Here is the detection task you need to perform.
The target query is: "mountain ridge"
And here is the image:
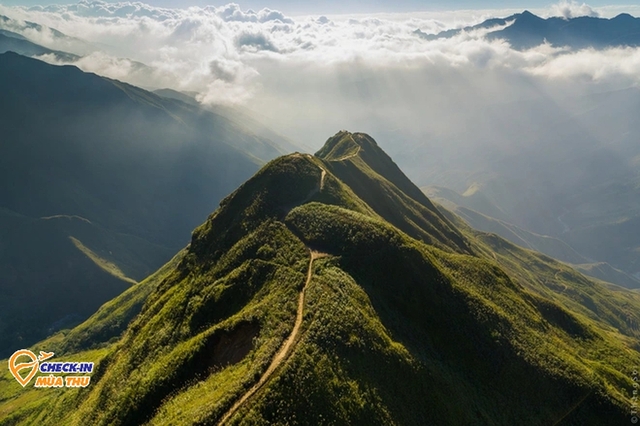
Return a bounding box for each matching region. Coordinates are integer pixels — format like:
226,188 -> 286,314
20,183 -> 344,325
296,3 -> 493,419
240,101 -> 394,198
425,180 -> 640,289
0,51 -> 293,357
415,10 -> 640,50
0,14 -> 94,55
316,131 -> 471,254
1,131 -> 638,425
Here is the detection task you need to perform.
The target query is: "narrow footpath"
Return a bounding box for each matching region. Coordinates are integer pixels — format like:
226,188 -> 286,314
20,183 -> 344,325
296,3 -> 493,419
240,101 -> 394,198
218,160 -> 327,425
217,250 -> 324,425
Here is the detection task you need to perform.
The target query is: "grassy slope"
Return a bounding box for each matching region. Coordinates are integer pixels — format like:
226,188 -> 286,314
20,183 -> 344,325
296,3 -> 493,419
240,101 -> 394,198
0,249 -> 185,424
317,132 -> 471,255
1,132 -> 639,425
0,210 -> 174,358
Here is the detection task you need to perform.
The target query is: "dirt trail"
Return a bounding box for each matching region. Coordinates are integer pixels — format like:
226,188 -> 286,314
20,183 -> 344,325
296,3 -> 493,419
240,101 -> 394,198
218,164 -> 327,425
332,138 -> 361,162
217,250 -> 325,425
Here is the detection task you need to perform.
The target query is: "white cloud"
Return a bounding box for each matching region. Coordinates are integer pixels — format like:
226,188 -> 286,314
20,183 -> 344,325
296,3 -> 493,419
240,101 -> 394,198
547,1 -> 600,19
1,1 -> 640,108
527,47 -> 640,82
214,3 -> 293,24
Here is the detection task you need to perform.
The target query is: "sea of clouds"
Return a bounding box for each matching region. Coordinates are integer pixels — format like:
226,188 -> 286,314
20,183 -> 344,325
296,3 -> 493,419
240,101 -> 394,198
1,1 -> 639,105
2,1 -> 640,148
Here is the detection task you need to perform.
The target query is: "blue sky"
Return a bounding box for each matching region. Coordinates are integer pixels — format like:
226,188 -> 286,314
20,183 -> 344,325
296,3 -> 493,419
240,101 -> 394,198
2,0 -> 639,15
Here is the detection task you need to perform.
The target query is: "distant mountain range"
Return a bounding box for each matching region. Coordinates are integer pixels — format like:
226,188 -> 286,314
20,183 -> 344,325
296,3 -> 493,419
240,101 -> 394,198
2,131 -> 638,424
0,29 -> 79,61
0,14 -> 95,55
425,185 -> 640,289
380,84 -> 640,290
0,51 -> 295,357
0,14 -> 169,89
416,10 -> 640,49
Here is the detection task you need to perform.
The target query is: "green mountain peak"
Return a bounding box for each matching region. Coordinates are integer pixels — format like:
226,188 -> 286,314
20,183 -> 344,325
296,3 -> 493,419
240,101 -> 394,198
2,131 -> 638,425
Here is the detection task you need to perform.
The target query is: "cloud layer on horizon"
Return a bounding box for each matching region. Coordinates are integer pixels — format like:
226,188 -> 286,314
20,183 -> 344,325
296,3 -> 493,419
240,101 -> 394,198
1,1 -> 640,106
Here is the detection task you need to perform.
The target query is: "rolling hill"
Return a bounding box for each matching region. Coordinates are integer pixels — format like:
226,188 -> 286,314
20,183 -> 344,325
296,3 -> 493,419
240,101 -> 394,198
1,131 -> 638,425
425,185 -> 640,289
0,52 -> 292,357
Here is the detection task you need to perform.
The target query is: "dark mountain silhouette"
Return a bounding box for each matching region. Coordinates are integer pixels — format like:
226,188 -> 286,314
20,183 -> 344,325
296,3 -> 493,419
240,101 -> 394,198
0,14 -> 94,55
0,52 -> 292,356
0,30 -> 79,61
416,10 -> 640,50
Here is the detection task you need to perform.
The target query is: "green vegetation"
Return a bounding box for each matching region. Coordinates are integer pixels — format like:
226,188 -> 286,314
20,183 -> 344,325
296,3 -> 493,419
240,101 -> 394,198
318,132 -> 470,254
69,237 -> 137,285
38,249 -> 187,356
2,131 -> 639,425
